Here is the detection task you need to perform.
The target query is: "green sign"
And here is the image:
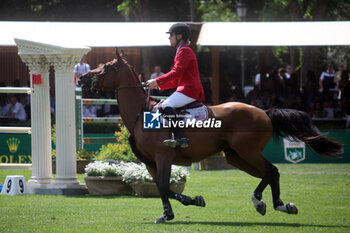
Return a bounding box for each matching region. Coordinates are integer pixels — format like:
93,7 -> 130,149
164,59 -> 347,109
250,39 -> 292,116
0,134 -> 31,163
283,138 -> 305,163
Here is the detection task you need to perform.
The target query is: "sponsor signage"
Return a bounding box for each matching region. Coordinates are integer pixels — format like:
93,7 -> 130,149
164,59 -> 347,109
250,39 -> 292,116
0,134 -> 31,163
283,138 -> 305,163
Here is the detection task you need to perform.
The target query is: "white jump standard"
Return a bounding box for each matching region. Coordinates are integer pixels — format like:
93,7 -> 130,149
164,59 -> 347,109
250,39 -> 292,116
15,38 -> 90,193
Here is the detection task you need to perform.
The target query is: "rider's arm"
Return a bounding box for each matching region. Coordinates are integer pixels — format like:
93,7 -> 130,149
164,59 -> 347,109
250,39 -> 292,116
156,47 -> 193,90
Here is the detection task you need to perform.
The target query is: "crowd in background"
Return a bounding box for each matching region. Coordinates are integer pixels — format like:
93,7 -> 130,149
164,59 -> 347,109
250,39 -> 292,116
1,63 -> 350,124
213,63 -> 350,123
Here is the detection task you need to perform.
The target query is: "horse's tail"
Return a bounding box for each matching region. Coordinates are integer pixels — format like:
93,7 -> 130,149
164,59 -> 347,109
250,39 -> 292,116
266,108 -> 343,158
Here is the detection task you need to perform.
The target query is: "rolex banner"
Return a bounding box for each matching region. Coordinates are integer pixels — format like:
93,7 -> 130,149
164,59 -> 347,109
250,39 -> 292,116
0,134 -> 31,163
283,138 -> 305,163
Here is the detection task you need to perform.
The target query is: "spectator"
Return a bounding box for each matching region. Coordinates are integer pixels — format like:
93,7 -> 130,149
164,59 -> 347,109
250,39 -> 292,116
19,95 -> 30,120
303,70 -> 319,109
291,94 -> 308,113
3,95 -> 27,121
150,65 -> 164,80
220,74 -> 233,102
231,84 -> 245,102
268,92 -> 283,108
74,56 -> 90,85
322,91 -> 334,118
284,65 -> 299,94
339,70 -> 350,101
310,101 -> 326,119
260,66 -> 275,94
99,90 -> 119,117
201,73 -> 212,104
83,104 -> 98,117
246,86 -> 263,109
319,63 -> 336,91
0,82 -> 7,117
149,65 -> 174,96
335,63 -> 347,84
276,67 -> 286,96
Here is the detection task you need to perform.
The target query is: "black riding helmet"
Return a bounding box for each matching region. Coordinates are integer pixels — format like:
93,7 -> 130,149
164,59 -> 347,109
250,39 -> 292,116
167,23 -> 191,41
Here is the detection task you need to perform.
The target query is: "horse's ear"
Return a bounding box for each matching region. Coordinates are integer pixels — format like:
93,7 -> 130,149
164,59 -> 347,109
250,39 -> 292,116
120,49 -> 126,59
115,47 -> 122,61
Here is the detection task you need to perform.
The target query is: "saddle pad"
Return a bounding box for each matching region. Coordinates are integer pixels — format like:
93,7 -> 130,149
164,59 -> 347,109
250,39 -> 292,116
153,104 -> 209,123
182,105 -> 208,121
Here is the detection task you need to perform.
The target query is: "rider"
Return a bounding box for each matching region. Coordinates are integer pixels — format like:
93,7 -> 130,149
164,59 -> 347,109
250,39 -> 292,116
146,23 -> 205,149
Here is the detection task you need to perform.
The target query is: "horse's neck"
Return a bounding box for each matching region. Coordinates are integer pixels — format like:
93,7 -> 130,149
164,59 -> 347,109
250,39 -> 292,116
116,71 -> 146,134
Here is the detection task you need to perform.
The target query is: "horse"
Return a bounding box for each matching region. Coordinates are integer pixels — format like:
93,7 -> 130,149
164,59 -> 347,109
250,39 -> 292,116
79,51 -> 343,224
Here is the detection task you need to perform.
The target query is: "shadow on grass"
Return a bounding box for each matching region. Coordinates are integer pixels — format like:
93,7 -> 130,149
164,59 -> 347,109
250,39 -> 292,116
147,221 -> 349,228
68,194 -> 156,200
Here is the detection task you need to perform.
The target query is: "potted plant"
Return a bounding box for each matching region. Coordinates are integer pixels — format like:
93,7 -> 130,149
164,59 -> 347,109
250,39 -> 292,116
122,163 -> 189,197
84,161 -> 134,196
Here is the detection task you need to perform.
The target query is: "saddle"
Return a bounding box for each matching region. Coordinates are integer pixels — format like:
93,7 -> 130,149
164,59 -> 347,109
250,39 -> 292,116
152,99 -> 208,121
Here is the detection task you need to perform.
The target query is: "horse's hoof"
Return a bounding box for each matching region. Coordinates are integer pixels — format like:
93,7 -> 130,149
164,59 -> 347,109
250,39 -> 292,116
154,214 -> 174,224
154,215 -> 166,224
251,194 -> 266,216
194,196 -> 206,207
286,203 -> 298,214
256,201 -> 266,216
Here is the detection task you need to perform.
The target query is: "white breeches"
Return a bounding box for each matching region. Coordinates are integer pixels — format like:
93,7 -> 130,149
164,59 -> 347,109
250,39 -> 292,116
162,92 -> 196,109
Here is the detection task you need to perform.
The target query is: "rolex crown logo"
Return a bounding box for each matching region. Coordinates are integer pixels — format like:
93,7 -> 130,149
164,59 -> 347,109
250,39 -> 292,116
7,137 -> 20,153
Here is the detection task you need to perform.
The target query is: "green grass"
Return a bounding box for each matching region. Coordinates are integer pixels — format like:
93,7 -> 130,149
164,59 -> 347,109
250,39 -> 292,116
0,164 -> 349,232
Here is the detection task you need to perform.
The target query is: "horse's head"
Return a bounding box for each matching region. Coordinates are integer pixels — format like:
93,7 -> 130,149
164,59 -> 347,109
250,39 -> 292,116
78,50 -> 129,94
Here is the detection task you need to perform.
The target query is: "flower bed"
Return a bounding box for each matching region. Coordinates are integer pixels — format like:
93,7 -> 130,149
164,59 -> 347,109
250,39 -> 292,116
84,161 -> 189,197
84,161 -> 134,196
122,162 -> 189,184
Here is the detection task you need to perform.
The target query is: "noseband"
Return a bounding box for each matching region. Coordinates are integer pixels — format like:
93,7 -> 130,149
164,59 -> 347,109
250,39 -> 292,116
83,59 -> 150,135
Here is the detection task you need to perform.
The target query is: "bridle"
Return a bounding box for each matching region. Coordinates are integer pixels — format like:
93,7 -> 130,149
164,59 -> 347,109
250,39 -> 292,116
82,59 -> 152,135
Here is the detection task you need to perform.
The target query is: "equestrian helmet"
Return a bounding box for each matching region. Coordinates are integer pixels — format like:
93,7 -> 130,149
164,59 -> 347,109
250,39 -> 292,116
167,23 -> 191,40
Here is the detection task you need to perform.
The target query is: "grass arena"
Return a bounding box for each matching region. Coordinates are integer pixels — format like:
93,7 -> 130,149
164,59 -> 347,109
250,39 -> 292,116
1,22 -> 350,232
1,164 -> 349,232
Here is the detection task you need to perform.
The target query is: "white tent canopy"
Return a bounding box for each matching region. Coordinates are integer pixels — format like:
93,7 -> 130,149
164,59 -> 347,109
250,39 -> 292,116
0,21 -> 174,47
197,21 -> 350,46
1,21 -> 350,47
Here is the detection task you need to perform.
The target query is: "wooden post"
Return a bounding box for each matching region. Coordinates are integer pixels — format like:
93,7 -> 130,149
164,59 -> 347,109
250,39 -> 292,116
211,46 -> 220,105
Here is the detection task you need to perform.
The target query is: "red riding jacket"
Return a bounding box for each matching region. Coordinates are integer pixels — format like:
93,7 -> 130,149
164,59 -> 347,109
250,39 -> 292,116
156,45 -> 205,101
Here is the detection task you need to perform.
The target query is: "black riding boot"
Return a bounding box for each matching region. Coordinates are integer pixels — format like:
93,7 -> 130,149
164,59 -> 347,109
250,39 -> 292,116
162,107 -> 189,148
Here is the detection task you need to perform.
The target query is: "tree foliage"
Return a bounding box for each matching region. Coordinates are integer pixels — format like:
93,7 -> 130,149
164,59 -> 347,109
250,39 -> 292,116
197,0 -> 240,22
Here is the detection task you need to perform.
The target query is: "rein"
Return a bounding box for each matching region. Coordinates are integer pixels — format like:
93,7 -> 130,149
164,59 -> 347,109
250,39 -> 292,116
112,61 -> 152,135
84,59 -> 153,135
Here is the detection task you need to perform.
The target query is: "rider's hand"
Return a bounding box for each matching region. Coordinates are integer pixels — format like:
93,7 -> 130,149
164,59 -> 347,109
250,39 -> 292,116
146,79 -> 158,89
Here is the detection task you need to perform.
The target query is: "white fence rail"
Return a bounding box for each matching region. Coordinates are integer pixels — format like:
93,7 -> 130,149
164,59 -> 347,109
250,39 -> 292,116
0,87 -> 32,134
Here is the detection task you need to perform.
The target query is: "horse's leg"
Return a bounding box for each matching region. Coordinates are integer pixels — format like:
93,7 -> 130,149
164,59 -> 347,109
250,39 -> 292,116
224,148 -> 268,215
225,147 -> 298,215
153,154 -> 175,224
146,165 -> 158,184
168,190 -> 206,207
263,160 -> 298,215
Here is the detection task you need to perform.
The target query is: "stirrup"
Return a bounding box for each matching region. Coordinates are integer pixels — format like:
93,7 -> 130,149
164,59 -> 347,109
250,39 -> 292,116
163,139 -> 178,148
163,138 -> 189,148
176,138 -> 189,148
163,133 -> 189,148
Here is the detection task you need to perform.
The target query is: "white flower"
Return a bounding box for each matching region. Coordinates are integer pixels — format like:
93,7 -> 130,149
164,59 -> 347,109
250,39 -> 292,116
85,161 -> 128,177
85,161 -> 189,183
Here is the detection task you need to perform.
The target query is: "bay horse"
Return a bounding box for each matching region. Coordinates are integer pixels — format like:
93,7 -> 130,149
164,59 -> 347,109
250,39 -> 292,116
79,51 -> 343,224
